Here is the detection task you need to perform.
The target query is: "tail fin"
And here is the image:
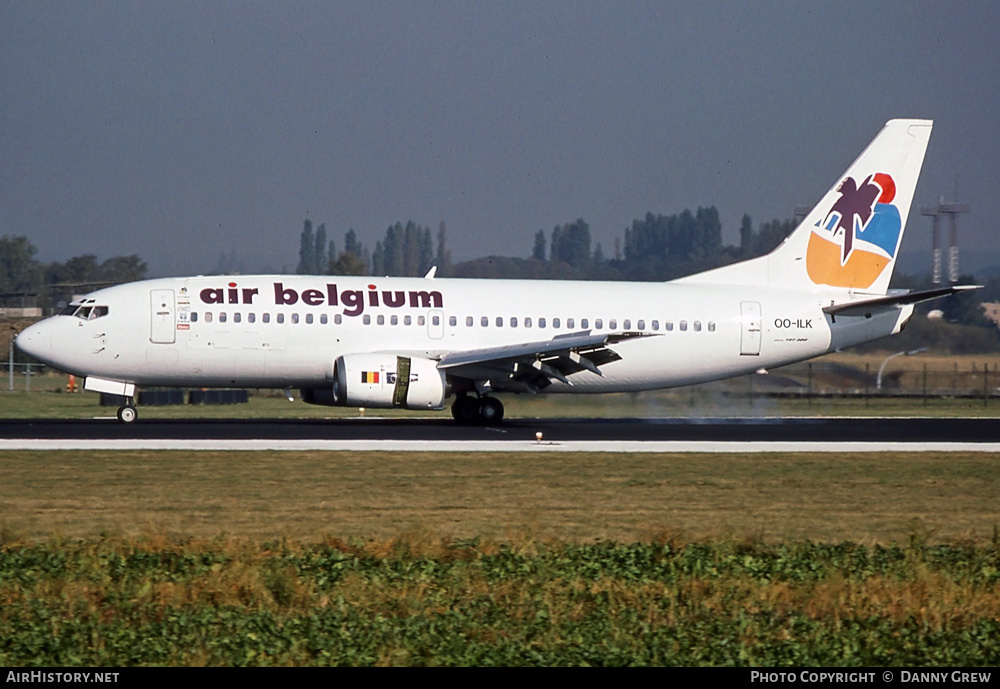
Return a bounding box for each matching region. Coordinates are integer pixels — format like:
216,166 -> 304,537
677,119 -> 933,294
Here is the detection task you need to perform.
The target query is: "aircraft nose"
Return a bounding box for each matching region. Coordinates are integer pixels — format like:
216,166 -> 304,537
15,321 -> 52,361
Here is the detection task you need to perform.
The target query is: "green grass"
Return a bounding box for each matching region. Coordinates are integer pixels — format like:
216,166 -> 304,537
1,536 -> 998,666
1,446 -> 997,666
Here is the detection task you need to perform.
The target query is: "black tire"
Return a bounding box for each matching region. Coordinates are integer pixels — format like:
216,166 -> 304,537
479,397 -> 504,424
451,396 -> 480,425
117,405 -> 138,424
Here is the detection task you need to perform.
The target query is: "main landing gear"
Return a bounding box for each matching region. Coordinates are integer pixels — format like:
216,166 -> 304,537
451,394 -> 504,425
117,398 -> 138,424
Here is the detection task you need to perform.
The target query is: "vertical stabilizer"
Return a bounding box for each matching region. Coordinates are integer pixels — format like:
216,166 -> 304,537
676,119 -> 932,295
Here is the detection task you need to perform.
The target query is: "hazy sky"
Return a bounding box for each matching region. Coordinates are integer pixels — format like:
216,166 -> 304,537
3,1 -> 998,277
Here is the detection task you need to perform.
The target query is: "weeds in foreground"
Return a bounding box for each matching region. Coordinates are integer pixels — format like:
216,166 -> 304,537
1,533 -> 998,666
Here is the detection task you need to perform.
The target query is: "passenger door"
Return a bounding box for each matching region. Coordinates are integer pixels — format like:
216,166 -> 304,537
740,301 -> 761,356
150,289 -> 176,344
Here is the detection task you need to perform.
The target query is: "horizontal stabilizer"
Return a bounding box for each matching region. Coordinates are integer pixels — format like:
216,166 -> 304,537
822,285 -> 981,317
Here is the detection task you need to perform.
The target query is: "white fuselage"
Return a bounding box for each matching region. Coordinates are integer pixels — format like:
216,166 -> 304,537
17,274 -> 910,393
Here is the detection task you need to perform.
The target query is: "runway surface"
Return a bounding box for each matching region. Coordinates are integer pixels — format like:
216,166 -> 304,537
2,417 -> 999,452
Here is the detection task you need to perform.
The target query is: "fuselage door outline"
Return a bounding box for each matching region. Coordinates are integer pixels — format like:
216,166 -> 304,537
150,289 -> 176,345
428,309 -> 445,340
740,301 -> 761,356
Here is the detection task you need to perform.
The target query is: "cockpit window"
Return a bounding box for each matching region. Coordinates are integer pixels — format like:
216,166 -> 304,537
67,304 -> 109,320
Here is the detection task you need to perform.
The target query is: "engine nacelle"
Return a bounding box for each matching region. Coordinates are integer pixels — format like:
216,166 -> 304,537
301,353 -> 446,410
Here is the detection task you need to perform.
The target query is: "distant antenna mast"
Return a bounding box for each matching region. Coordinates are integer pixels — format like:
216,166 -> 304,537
921,197 -> 970,283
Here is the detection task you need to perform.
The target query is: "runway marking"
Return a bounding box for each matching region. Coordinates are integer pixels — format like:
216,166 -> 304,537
3,439 -> 1000,452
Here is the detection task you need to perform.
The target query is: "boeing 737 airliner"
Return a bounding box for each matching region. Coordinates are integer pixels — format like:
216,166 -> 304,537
16,119 -> 972,423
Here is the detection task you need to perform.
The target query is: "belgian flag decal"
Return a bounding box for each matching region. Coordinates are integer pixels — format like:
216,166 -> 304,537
361,371 -> 379,384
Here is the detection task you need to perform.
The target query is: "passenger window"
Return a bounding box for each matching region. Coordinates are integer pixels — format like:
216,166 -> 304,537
637,320 -> 645,330
609,319 -> 617,329
680,320 -> 688,331
694,320 -> 702,332
277,314 -> 284,324
363,315 -> 371,325
248,313 -> 256,324
553,318 -> 561,328
665,321 -> 673,331
191,312 -> 199,323
567,318 -> 574,329
234,313 -> 241,323
595,319 -> 603,329
652,320 -> 659,331
306,313 -> 314,324
219,312 -> 227,323
539,318 -> 546,328
291,313 -> 299,324
623,319 -> 631,330
205,312 -> 213,323
496,316 -> 503,327
449,316 -> 456,326
581,318 -> 589,329
377,315 -> 385,325
404,315 -> 411,326
708,321 -> 716,332
432,315 -> 440,326
525,317 -> 532,328
335,314 -> 342,325
481,316 -> 489,327
320,314 -> 328,324
466,316 -> 473,327
392,315 -> 399,326
511,317 -> 518,327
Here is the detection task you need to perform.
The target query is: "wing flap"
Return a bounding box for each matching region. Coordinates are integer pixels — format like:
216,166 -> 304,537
438,330 -> 649,391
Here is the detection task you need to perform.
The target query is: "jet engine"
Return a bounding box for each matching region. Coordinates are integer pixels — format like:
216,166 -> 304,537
301,353 -> 446,410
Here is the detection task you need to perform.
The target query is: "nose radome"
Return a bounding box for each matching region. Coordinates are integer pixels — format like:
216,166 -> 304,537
15,321 -> 52,361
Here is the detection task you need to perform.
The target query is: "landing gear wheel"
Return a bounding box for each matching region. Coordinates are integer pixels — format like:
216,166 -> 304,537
478,396 -> 504,424
117,404 -> 138,424
451,395 -> 480,425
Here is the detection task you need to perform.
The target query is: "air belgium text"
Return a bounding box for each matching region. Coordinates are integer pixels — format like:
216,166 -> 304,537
198,282 -> 443,317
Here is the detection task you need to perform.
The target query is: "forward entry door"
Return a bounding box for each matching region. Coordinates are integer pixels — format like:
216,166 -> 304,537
150,289 -> 176,344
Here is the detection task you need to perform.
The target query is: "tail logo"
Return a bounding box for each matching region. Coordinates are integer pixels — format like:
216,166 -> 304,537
806,172 -> 901,288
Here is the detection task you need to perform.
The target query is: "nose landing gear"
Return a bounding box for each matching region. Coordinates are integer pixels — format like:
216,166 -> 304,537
451,394 -> 504,425
116,399 -> 138,423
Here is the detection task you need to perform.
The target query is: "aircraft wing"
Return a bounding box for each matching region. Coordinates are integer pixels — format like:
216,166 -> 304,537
437,331 -> 652,392
822,285 -> 981,317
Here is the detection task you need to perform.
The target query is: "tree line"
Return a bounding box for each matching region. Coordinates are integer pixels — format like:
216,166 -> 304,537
0,235 -> 147,306
297,207 -> 792,282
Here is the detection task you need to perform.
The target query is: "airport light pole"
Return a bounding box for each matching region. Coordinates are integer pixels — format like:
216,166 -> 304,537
8,326 -> 14,392
876,347 -> 929,391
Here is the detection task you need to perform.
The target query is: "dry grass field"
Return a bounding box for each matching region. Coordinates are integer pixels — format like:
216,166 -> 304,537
1,450 -> 997,546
